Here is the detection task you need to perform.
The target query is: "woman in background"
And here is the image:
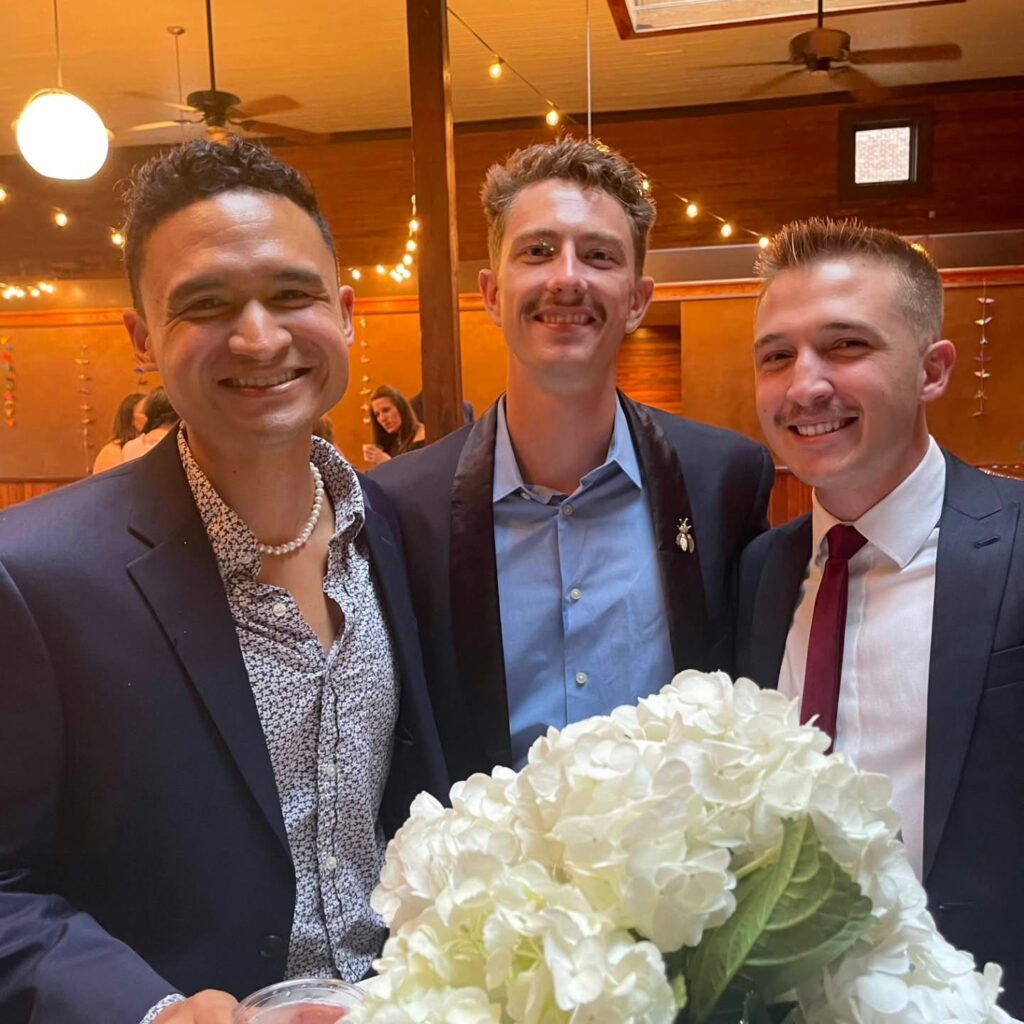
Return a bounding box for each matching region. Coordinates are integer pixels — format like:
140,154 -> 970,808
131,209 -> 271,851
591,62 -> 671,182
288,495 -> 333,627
363,384 -> 425,467
121,388 -> 179,463
92,392 -> 146,474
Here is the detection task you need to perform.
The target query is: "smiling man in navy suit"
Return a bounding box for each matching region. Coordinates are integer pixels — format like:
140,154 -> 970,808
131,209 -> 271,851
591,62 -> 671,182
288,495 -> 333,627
735,218 -> 1024,1015
0,140 -> 447,1024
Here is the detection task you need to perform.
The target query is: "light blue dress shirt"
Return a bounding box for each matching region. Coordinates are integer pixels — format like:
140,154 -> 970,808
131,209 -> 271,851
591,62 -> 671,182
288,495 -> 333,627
492,397 -> 675,767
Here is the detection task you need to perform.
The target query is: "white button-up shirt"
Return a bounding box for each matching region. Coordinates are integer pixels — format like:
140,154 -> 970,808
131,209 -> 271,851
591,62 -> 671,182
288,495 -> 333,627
779,437 -> 946,876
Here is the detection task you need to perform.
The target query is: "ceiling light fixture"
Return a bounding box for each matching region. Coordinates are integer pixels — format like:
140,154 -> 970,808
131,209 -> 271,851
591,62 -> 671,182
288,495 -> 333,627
15,0 -> 109,180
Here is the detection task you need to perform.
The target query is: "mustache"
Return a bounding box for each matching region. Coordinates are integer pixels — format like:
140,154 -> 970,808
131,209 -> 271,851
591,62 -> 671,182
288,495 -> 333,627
774,403 -> 856,429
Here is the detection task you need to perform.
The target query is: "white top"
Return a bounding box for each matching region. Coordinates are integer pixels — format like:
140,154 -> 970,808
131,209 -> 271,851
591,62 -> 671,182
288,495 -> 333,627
779,437 -> 946,876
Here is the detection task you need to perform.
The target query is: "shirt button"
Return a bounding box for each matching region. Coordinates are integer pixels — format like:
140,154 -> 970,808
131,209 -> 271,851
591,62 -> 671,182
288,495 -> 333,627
575,672 -> 588,687
569,587 -> 582,602
520,490 -> 531,500
562,504 -> 574,517
325,855 -> 338,871
259,934 -> 286,959
272,601 -> 287,618
324,763 -> 336,777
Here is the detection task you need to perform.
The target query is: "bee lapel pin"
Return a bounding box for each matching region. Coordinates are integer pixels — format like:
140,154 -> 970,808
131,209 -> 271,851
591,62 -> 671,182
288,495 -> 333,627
676,517 -> 695,554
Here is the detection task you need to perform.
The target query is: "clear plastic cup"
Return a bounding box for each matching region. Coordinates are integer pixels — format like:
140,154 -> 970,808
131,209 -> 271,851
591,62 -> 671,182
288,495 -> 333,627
233,977 -> 364,1023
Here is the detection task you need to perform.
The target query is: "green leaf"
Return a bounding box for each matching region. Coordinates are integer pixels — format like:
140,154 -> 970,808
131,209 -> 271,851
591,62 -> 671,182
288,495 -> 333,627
682,817 -> 872,1024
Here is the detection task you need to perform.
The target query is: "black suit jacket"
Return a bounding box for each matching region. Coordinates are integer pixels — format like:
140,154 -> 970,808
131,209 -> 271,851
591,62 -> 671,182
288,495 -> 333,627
735,452 -> 1024,1017
0,432 -> 448,1024
372,395 -> 775,784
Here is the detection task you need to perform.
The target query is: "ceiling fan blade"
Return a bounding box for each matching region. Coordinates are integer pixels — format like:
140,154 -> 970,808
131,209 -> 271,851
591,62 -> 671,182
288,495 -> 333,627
126,119 -> 192,132
235,118 -> 333,146
831,66 -> 888,102
849,43 -> 962,65
743,69 -> 806,98
125,90 -> 197,113
232,94 -> 301,119
704,60 -> 795,69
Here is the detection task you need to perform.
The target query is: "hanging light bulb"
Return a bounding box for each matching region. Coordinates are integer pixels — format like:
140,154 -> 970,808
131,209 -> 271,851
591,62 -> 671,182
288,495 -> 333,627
488,58 -> 504,79
0,186 -> 8,203
545,107 -> 561,127
350,268 -> 362,280
758,235 -> 770,250
110,228 -> 125,248
17,90 -> 109,180
29,287 -> 41,297
375,264 -> 386,275
406,239 -> 417,253
685,202 -> 699,219
52,208 -> 69,228
640,178 -> 651,194
402,253 -> 413,266
408,218 -> 419,232
720,222 -> 734,239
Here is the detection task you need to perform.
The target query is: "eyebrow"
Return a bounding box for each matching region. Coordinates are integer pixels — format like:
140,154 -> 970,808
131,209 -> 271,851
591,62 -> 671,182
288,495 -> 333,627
165,267 -> 327,310
509,229 -> 626,250
753,320 -> 879,349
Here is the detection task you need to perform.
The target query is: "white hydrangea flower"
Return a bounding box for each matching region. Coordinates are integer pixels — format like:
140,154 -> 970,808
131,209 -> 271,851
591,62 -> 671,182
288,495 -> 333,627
352,671 -> 1016,1024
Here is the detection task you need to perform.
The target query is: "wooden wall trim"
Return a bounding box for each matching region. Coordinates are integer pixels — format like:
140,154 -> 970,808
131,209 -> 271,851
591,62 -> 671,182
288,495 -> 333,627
2,265 -> 1020,329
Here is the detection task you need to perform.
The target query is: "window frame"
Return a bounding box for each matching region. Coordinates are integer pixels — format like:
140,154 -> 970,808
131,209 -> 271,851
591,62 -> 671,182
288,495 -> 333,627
838,103 -> 934,200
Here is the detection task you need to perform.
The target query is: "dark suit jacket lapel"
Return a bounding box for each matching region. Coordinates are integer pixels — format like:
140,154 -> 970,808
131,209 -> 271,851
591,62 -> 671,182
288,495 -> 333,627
923,454 -> 1018,882
621,396 -> 712,667
448,403 -> 512,767
125,431 -> 289,854
746,516 -> 811,690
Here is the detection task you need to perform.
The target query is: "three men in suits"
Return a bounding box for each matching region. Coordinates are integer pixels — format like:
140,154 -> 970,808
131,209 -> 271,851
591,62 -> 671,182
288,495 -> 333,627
0,140 -> 447,1024
735,218 -> 1023,1015
374,139 -> 774,784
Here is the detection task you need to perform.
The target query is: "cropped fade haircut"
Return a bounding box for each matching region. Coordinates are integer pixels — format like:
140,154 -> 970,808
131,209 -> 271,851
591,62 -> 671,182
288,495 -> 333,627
480,137 -> 656,274
121,138 -> 335,312
755,218 -> 944,346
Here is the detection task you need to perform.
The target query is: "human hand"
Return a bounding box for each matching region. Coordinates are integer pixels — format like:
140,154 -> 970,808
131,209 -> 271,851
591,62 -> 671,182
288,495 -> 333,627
361,444 -> 391,466
153,990 -> 237,1023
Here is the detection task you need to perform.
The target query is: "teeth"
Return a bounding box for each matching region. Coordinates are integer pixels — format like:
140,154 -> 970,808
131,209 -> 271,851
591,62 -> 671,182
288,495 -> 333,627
794,420 -> 845,437
228,370 -> 302,388
537,312 -> 593,325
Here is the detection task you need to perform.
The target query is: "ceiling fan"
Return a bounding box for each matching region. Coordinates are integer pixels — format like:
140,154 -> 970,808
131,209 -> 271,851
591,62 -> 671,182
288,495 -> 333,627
126,0 -> 330,145
723,0 -> 962,102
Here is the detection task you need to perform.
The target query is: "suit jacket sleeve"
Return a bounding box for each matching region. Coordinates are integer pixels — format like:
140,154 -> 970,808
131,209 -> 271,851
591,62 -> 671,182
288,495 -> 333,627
0,560 -> 177,1024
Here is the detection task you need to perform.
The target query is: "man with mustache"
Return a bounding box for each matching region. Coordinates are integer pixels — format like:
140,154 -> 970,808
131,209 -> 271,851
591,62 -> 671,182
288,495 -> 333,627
735,218 -> 1024,1015
373,138 -> 774,782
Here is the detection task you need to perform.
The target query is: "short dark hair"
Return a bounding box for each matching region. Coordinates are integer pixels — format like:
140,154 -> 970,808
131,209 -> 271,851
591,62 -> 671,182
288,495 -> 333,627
756,217 -> 944,344
480,137 -> 655,273
109,391 -> 145,446
121,138 -> 335,311
140,386 -> 179,431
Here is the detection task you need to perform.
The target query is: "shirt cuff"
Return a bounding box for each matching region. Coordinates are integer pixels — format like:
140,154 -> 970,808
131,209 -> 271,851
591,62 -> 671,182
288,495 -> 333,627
140,993 -> 186,1024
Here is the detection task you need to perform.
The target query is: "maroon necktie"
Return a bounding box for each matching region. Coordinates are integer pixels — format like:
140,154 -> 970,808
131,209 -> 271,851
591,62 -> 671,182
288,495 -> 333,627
802,524 -> 867,751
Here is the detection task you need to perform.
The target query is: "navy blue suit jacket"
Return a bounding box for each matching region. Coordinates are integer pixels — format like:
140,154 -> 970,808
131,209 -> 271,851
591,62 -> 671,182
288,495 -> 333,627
735,452 -> 1024,1017
0,432 -> 448,1024
372,394 -> 775,785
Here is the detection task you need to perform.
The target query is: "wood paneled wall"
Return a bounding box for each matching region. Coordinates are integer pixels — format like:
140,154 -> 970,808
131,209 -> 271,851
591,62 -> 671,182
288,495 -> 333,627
2,80 -> 1023,278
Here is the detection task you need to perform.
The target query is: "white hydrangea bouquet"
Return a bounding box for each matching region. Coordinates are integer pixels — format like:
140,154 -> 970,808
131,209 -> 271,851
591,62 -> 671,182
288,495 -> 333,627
350,672 -> 1016,1024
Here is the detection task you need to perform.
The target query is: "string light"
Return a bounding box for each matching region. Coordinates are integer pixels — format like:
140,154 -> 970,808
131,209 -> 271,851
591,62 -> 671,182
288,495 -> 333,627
375,264 -> 386,275
685,202 -> 699,219
720,223 -> 734,239
488,58 -> 504,79
545,107 -> 561,127
350,268 -> 362,280
640,178 -> 651,194
52,208 -> 69,228
110,228 -> 125,248
409,218 -> 419,232
406,239 -> 417,253
1,281 -> 55,302
402,253 -> 414,266
0,186 -> 7,203
759,236 -> 771,249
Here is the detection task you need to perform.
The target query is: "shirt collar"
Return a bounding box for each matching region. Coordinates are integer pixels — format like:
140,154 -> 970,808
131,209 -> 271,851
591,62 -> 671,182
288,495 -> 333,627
178,428 -> 365,580
492,394 -> 642,503
811,436 -> 946,569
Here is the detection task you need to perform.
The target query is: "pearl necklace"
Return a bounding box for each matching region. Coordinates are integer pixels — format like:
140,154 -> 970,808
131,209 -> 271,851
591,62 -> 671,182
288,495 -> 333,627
255,463 -> 325,557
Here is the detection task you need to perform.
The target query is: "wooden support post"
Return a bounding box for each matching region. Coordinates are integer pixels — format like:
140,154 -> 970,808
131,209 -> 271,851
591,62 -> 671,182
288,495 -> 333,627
405,0 -> 464,441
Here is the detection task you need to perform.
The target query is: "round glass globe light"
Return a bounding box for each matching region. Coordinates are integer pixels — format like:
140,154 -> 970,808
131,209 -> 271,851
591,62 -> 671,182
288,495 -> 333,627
16,89 -> 109,180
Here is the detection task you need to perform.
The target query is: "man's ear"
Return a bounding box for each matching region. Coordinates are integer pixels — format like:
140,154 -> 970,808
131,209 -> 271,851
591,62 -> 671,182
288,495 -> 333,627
123,309 -> 157,371
479,268 -> 502,328
921,338 -> 956,406
338,285 -> 356,347
624,275 -> 655,335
